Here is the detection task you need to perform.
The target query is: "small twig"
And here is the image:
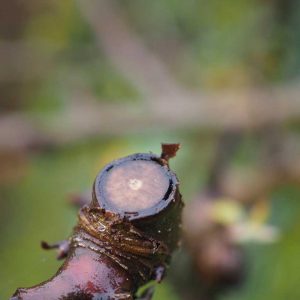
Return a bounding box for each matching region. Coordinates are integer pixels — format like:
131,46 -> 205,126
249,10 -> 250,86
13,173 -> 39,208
41,240 -> 70,260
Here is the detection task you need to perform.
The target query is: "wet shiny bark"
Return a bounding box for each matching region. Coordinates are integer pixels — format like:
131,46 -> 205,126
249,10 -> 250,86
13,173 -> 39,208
12,144 -> 183,300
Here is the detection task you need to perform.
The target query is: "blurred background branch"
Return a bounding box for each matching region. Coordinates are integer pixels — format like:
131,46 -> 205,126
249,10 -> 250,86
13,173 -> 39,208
2,0 -> 300,299
1,0 -> 300,152
1,83 -> 300,151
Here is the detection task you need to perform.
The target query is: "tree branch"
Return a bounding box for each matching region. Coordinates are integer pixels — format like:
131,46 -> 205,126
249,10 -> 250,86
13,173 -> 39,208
11,148 -> 183,300
1,83 -> 300,151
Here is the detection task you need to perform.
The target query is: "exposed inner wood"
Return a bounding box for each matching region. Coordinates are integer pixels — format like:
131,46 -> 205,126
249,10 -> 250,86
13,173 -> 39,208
102,160 -> 169,212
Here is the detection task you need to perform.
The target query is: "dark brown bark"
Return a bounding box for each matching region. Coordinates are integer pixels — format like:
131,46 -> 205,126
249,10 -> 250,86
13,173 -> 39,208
11,145 -> 183,300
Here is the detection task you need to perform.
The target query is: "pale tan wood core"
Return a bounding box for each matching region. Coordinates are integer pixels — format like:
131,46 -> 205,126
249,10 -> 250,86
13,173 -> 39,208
102,160 -> 169,212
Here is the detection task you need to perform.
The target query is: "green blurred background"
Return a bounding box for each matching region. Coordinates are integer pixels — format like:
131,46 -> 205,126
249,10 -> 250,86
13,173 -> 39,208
1,0 -> 300,299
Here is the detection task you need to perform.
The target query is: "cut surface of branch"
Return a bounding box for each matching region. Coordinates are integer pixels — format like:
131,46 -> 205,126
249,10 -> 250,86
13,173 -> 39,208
100,159 -> 169,212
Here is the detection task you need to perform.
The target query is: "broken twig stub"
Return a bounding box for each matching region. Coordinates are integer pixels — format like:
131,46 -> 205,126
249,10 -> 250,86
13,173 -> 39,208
12,145 -> 183,300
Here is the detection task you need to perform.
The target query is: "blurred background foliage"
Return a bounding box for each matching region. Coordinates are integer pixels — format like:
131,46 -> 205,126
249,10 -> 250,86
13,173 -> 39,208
1,0 -> 300,299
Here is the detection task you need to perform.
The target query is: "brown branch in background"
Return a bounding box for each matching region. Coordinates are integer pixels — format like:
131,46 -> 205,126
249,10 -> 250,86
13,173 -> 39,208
1,83 -> 300,153
170,132 -> 244,300
11,145 -> 183,300
2,0 -> 293,154
1,1 -> 300,151
75,0 -> 300,135
1,0 -> 300,155
76,0 -> 182,98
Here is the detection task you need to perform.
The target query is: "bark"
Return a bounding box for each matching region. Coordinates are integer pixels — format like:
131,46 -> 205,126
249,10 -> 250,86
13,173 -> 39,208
11,145 -> 183,300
